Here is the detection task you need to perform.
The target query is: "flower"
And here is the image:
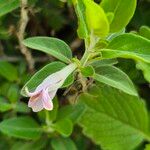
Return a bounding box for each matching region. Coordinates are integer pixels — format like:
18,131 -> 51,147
25,63 -> 77,112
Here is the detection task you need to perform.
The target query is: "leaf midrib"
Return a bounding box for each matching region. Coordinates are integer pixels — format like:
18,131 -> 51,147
28,43 -> 70,63
94,74 -> 136,96
101,49 -> 150,55
0,124 -> 42,132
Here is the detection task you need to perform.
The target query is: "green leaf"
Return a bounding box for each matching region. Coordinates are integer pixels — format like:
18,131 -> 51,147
101,33 -> 150,63
84,0 -> 109,37
21,62 -> 74,97
139,26 -> 150,40
73,0 -> 89,39
0,0 -> 20,17
78,85 -> 149,150
51,137 -> 77,150
94,39 -> 108,49
0,137 -> 10,150
93,65 -> 138,96
0,97 -> 12,112
106,12 -> 114,24
90,59 -> 118,68
15,102 -> 30,113
23,37 -> 72,63
0,117 -> 42,139
107,28 -> 125,41
117,59 -> 144,84
57,104 -> 86,124
7,84 -> 19,103
0,83 -> 11,97
145,144 -> 150,150
136,61 -> 150,82
53,119 -> 73,137
11,139 -> 47,150
81,66 -> 95,77
0,61 -> 18,81
100,0 -> 137,32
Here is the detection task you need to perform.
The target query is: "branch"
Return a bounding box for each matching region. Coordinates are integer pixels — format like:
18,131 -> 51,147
17,0 -> 35,72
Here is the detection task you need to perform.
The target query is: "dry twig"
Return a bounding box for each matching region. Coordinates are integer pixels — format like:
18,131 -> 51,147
17,0 -> 34,72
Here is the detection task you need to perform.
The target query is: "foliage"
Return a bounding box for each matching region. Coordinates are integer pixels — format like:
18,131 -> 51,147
0,0 -> 150,149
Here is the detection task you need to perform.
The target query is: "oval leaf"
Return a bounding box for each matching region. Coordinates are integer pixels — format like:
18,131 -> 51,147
0,61 -> 18,81
51,137 -> 77,150
53,119 -> 73,137
23,37 -> 72,63
81,65 -> 95,77
0,0 -> 20,17
84,0 -> 109,37
101,33 -> 150,63
0,97 -> 12,112
78,85 -> 149,150
101,0 -> 137,32
73,0 -> 89,39
93,65 -> 138,96
0,117 -> 42,139
21,61 -> 74,97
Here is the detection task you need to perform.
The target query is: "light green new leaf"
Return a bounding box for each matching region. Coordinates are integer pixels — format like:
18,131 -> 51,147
73,0 -> 89,39
21,61 -> 74,97
106,12 -> 114,24
78,85 -> 149,150
83,0 -> 109,37
0,117 -> 42,139
23,37 -> 72,63
136,61 -> 150,82
100,0 -> 137,32
51,137 -> 77,150
101,33 -> 150,63
0,0 -> 20,17
93,65 -> 138,96
0,61 -> 18,81
53,119 -> 73,137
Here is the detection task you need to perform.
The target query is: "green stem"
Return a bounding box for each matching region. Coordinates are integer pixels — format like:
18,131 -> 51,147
45,110 -> 51,125
80,50 -> 90,66
80,32 -> 99,66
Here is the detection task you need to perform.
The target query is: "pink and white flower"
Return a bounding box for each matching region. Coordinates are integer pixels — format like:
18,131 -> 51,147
25,63 -> 77,112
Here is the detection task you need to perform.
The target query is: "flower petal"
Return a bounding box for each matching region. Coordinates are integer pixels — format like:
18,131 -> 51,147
49,90 -> 57,99
28,93 -> 43,112
42,88 -> 54,110
36,63 -> 77,92
25,87 -> 41,97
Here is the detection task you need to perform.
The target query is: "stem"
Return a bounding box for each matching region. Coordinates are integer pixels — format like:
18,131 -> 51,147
81,32 -> 98,66
45,111 -> 51,125
80,50 -> 90,66
17,0 -> 35,72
